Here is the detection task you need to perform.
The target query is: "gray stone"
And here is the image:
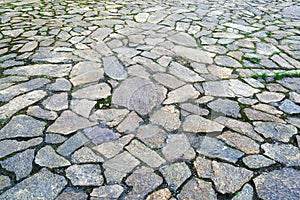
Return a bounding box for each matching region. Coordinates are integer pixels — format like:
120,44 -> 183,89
0,168 -> 67,200
136,124 -> 166,149
159,162 -> 191,190
254,168 -> 300,200
168,32 -> 197,47
66,164 -> 103,186
47,111 -> 96,135
256,92 -> 285,103
0,175 -> 10,191
71,147 -> 104,163
180,103 -> 209,116
182,115 -> 224,134
208,98 -> 241,118
46,78 -> 72,91
27,106 -> 58,120
19,41 -> 38,52
0,138 -> 42,159
262,143 -> 300,166
190,136 -> 244,163
254,122 -> 297,142
43,93 -> 68,111
57,132 -> 89,156
150,106 -> 181,131
103,56 -> 127,80
117,111 -> 143,133
112,78 -> 166,115
0,115 -> 45,140
172,45 -> 214,64
177,178 -> 217,200
72,83 -> 111,100
91,185 -> 124,199
194,156 -> 213,178
164,84 -> 199,104
83,126 -> 120,145
90,109 -> 129,127
35,146 -> 71,168
146,188 -> 172,200
45,134 -> 66,144
125,140 -> 166,168
282,6 -> 300,18
71,99 -> 96,118
279,99 -> 300,114
169,62 -> 204,83
215,56 -> 242,68
256,43 -> 279,56
244,108 -> 285,123
153,73 -> 185,89
0,149 -> 35,180
56,189 -> 88,200
242,155 -> 276,169
211,161 -> 253,194
277,77 -> 300,92
232,184 -> 254,200
91,27 -> 112,41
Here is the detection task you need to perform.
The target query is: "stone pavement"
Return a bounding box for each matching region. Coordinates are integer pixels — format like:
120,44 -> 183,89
0,0 -> 299,199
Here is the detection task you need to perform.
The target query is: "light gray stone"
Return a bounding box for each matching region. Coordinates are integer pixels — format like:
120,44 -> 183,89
182,115 -> 224,134
242,155 -> 276,169
57,132 -> 89,156
35,146 -> 71,168
103,56 -> 127,80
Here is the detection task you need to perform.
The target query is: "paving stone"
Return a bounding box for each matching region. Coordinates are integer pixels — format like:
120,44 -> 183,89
70,63 -> 104,86
232,184 -> 254,200
159,162 -> 191,191
153,73 -> 185,89
71,147 -> 104,164
211,161 -> 253,194
47,111 -> 96,135
287,117 -> 300,129
19,41 -> 38,52
172,45 -> 214,64
256,92 -> 285,103
66,164 -> 104,186
90,108 -> 129,127
208,98 -> 241,118
0,149 -> 35,180
125,139 -> 165,168
207,65 -> 233,79
125,167 -> 163,199
162,134 -> 195,162
256,43 -> 279,55
254,168 -> 300,200
0,168 -> 67,200
103,151 -> 140,183
83,126 -> 120,145
168,32 -> 197,47
279,99 -> 300,114
0,115 -> 45,140
254,122 -> 297,142
180,103 -> 210,116
42,93 -> 68,111
146,188 -> 172,200
70,99 -> 96,118
169,61 -> 204,83
90,185 -> 124,199
150,105 -> 180,131
72,83 -> 111,100
182,115 -> 224,134
103,56 -> 127,80
56,189 -> 88,200
112,77 -> 166,115
163,84 -> 199,104
215,56 -> 242,68
91,27 -> 112,41
194,156 -> 213,178
0,175 -> 11,191
0,137 -> 42,159
135,12 -> 150,23
27,106 -> 58,120
136,124 -> 166,149
177,178 -> 217,200
46,78 -> 72,91
244,108 -> 285,123
242,155 -> 276,169
57,132 -> 89,156
218,131 -> 260,154
252,103 -> 283,115
277,77 -> 300,92
45,134 -> 66,144
117,111 -> 143,133
262,143 -> 300,166
35,146 -> 71,168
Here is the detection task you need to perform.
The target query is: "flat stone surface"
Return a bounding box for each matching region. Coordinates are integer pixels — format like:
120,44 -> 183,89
172,45 -> 214,64
57,132 -> 89,156
208,98 -> 241,118
183,115 -> 224,134
0,175 -> 11,191
150,106 -> 181,131
136,124 -> 166,149
91,185 -> 124,198
254,168 -> 300,200
256,92 -> 285,103
194,156 -> 213,178
232,184 -> 254,200
72,83 -> 111,100
83,126 -> 120,145
42,93 -> 68,111
279,99 -> 300,114
56,189 -> 88,200
242,154 -> 276,169
27,106 -> 58,120
103,56 -> 127,80
71,147 -> 104,163
169,62 -> 204,83
163,84 -> 199,104
35,146 -> 71,168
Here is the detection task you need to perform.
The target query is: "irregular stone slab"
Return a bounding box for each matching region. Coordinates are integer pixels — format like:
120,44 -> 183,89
42,93 -> 68,111
73,49 -> 102,62
0,168 -> 67,200
57,132 -> 89,156
279,99 -> 300,114
232,184 -> 254,200
162,134 -> 195,162
182,115 -> 224,134
0,137 -> 42,159
215,56 -> 242,68
27,106 -> 58,120
190,136 -> 244,163
150,106 -> 181,131
4,64 -> 72,77
90,109 -> 129,127
2,29 -> 24,37
72,83 -> 111,100
146,188 -> 172,200
242,155 -> 276,169
287,117 -> 300,129
136,124 -> 166,149
254,168 -> 300,200
169,62 -> 204,83
0,115 -> 45,140
0,90 -> 47,120
208,98 -> 241,118
180,103 -> 209,116
254,122 -> 297,142
46,78 -> 71,92
262,143 -> 300,166
0,175 -> 10,191
71,147 -> 104,163
19,41 -> 38,52
256,43 -> 279,56
211,161 -> 253,194
47,111 -> 96,135
103,152 -> 140,183
93,134 -> 134,159
244,108 -> 285,123
35,146 -> 71,168
168,32 -> 197,47
194,156 -> 213,178
218,131 -> 260,154
117,111 -> 143,133
112,78 -> 166,115
282,5 -> 300,19
178,178 -> 217,200
103,56 -> 127,80
71,99 -> 96,118
125,140 -> 165,168
0,78 -> 50,102
45,134 -> 66,144
159,162 -> 191,190
0,149 -> 35,180
133,56 -> 165,72
172,45 -> 214,64
208,64 -> 233,79
252,103 -> 283,115
66,164 -> 103,186
135,12 -> 150,22
224,22 -> 258,33
125,167 -> 163,199
256,92 -> 285,103
91,185 -> 124,199
83,126 -> 120,145
153,73 -> 185,89
163,84 -> 199,104
277,77 -> 300,92
91,27 -> 112,41
56,189 -> 88,200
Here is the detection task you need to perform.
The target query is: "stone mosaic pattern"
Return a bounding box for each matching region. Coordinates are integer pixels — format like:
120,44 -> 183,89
0,0 -> 299,199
